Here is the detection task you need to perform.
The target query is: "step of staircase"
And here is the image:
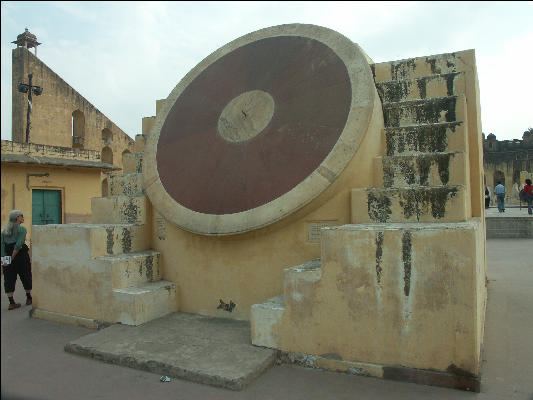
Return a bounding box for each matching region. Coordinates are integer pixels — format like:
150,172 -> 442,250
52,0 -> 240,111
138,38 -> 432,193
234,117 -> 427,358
123,152 -> 143,174
96,250 -> 161,289
384,122 -> 467,156
112,280 -> 177,325
32,223 -> 150,259
134,134 -> 147,153
372,50 -> 472,82
251,294 -> 285,349
251,259 -> 322,349
318,221 -> 484,305
91,195 -> 148,224
108,173 -> 144,196
377,152 -> 468,188
376,72 -> 463,103
383,95 -> 465,128
351,186 -> 469,223
283,259 -> 322,303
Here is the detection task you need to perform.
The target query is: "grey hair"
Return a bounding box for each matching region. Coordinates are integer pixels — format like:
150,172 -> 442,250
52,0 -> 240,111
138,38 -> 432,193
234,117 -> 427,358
2,210 -> 23,236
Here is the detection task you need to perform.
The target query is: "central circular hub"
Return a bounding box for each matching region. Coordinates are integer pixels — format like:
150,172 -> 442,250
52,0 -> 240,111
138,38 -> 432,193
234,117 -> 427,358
217,90 -> 274,143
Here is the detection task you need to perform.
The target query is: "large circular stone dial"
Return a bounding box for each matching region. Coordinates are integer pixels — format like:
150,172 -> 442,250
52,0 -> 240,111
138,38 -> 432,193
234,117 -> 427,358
143,24 -> 376,235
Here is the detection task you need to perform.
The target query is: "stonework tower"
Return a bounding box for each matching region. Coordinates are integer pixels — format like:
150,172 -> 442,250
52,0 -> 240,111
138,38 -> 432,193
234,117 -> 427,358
11,30 -> 134,168
2,29 -> 136,238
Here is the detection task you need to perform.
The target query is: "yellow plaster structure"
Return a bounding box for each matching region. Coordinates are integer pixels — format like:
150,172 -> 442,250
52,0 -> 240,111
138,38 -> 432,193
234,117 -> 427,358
1,140 -> 119,241
250,48 -> 486,391
31,25 -> 487,391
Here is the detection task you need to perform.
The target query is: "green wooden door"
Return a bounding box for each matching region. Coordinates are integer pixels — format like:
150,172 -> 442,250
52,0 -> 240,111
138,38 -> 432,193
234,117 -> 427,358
32,190 -> 61,225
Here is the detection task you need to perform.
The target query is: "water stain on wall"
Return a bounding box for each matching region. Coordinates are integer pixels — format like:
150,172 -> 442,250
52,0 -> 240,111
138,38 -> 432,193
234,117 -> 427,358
121,227 -> 132,253
375,232 -> 384,285
106,227 -> 114,255
402,231 -> 412,297
367,192 -> 392,222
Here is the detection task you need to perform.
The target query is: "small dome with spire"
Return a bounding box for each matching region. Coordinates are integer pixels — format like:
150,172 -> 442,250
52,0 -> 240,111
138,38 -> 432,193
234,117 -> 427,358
12,28 -> 41,55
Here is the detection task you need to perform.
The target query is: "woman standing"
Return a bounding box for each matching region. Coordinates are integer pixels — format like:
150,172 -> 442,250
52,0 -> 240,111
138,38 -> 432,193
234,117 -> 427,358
1,210 -> 32,310
522,179 -> 533,215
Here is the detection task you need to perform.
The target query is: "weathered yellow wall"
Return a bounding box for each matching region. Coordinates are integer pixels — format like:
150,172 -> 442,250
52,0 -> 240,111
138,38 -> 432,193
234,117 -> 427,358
278,221 -> 484,375
1,162 -> 101,242
11,47 -> 135,168
150,92 -> 385,320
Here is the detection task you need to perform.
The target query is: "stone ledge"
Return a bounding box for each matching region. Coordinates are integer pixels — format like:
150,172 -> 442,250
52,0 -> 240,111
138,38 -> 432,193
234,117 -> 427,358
376,72 -> 463,103
351,185 -> 468,223
372,50 -> 475,82
384,122 -> 466,156
30,308 -> 109,330
380,151 -> 467,187
383,96 -> 464,127
275,350 -> 480,392
1,153 -> 119,170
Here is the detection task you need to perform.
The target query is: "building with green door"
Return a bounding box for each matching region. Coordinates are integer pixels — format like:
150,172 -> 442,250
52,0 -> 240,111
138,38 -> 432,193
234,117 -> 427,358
1,140 -> 119,244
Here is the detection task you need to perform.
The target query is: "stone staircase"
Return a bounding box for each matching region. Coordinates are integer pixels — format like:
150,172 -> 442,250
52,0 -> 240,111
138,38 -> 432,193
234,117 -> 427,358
351,92 -> 471,223
32,134 -> 177,327
250,51 -> 485,390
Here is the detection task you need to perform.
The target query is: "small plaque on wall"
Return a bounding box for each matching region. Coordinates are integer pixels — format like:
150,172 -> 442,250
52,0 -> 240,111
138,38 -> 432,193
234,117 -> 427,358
307,220 -> 339,243
155,213 -> 166,241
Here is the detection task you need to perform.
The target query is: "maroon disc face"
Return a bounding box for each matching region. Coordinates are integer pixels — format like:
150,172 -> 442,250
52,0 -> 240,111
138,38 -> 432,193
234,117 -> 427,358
157,35 -> 352,215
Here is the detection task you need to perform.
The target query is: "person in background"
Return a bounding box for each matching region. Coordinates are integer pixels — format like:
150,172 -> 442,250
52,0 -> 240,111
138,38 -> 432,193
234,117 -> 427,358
485,186 -> 490,209
1,210 -> 32,310
494,182 -> 506,213
521,178 -> 533,215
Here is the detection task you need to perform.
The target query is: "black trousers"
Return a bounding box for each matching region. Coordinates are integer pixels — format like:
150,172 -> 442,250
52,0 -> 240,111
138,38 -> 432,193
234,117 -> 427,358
3,243 -> 32,293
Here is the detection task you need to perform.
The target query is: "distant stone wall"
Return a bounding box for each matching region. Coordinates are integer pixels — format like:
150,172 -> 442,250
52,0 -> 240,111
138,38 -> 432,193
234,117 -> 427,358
11,47 -> 134,168
483,136 -> 533,205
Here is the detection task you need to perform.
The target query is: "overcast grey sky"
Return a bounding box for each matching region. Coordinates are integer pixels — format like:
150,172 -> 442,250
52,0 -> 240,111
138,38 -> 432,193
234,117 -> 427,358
1,1 -> 532,142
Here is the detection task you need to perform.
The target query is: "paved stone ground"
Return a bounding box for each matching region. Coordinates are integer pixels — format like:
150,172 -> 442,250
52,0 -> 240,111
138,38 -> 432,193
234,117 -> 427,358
2,238 -> 532,400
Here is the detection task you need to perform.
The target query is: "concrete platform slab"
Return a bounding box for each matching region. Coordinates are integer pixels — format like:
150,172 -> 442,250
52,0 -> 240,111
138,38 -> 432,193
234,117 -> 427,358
64,312 -> 276,390
485,207 -> 533,238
